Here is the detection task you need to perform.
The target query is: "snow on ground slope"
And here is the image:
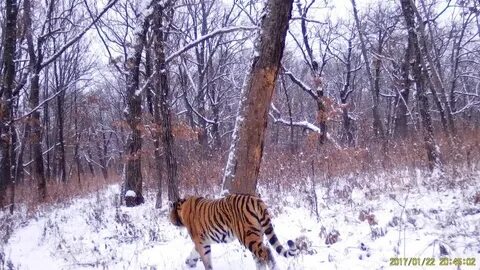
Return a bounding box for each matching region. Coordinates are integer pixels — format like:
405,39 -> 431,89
2,174 -> 480,270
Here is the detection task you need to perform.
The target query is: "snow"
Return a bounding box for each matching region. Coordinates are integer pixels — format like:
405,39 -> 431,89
2,174 -> 480,270
125,190 -> 136,197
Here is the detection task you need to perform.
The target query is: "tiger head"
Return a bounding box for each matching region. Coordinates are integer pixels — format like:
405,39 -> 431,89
169,198 -> 186,227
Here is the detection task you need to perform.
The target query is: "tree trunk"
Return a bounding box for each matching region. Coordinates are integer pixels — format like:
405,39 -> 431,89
447,14 -> 471,134
394,37 -> 412,138
0,0 -> 19,207
44,66 -> 51,181
351,0 -> 385,138
24,0 -> 47,200
145,48 -> 154,116
73,89 -> 83,185
146,41 -> 163,208
280,75 -> 295,151
400,0 -> 442,171
86,138 -> 96,177
55,85 -> 67,183
195,1 -> 209,149
179,65 -> 195,129
97,113 -> 109,180
123,18 -> 149,207
297,1 -> 326,145
222,0 -> 293,195
340,37 -> 355,147
409,0 -> 450,134
153,1 -> 179,203
211,97 -> 222,148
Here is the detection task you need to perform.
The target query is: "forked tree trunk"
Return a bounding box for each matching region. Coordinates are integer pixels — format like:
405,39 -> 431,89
400,0 -> 442,171
222,0 -> 294,195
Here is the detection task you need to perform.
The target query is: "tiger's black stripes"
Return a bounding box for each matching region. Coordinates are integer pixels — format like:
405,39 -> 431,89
169,194 -> 298,270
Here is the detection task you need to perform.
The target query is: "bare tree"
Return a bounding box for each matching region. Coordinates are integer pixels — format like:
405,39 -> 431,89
222,0 -> 294,195
351,0 -> 385,138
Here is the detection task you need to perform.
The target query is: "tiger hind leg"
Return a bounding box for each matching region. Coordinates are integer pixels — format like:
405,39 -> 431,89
185,247 -> 200,268
194,241 -> 213,270
243,234 -> 276,270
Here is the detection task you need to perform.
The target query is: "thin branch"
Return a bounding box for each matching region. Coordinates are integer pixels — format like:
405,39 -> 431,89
165,26 -> 257,64
283,69 -> 317,99
41,0 -> 120,69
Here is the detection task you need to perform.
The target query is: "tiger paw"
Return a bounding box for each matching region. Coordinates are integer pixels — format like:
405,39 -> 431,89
287,240 -> 300,256
185,257 -> 198,268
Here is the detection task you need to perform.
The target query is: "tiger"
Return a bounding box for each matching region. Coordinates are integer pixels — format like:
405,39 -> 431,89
169,194 -> 299,270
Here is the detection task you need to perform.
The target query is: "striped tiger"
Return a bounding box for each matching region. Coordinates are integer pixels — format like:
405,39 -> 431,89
169,194 -> 299,270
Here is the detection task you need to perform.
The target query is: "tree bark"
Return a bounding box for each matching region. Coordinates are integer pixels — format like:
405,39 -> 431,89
340,37 -> 355,147
24,0 -> 47,200
222,0 -> 293,195
146,43 -> 163,208
0,0 -> 19,207
53,60 -> 67,183
153,0 -> 179,203
400,0 -> 442,171
123,17 -> 149,207
394,38 -> 412,138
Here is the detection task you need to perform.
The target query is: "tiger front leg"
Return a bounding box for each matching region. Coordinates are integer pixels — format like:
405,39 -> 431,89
185,247 -> 200,268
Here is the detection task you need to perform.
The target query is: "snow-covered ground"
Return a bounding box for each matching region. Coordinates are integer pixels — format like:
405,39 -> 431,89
1,172 -> 479,270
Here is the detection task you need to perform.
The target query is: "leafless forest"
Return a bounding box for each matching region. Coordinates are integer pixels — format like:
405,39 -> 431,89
1,0 -> 480,212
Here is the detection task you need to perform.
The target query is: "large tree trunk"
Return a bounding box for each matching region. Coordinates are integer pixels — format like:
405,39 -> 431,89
146,45 -> 163,208
123,18 -> 149,207
24,0 -> 47,200
0,0 -> 19,207
400,0 -> 442,171
222,0 -> 293,195
153,1 -> 179,203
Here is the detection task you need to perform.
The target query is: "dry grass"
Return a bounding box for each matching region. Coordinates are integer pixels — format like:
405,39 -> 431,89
4,126 -> 480,213
171,126 -> 480,195
8,171 -> 120,215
